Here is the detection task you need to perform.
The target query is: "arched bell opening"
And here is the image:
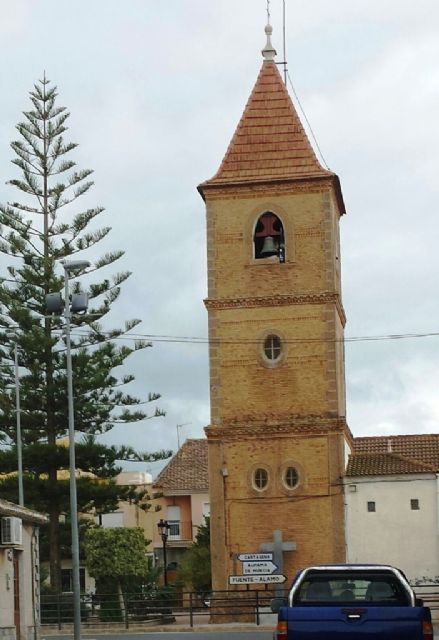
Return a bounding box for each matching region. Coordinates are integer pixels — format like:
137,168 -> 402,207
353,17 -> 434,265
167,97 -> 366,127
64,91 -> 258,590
253,212 -> 285,262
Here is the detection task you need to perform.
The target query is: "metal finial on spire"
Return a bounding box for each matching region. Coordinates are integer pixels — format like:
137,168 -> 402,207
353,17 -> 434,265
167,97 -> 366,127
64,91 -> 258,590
262,22 -> 277,61
267,0 -> 271,24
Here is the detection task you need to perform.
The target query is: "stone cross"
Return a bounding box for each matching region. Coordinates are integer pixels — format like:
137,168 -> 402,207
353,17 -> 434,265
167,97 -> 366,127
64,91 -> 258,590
260,530 -> 296,591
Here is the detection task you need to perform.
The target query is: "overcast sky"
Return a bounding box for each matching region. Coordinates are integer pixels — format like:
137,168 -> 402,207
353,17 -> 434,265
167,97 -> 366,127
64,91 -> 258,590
1,1 -> 438,476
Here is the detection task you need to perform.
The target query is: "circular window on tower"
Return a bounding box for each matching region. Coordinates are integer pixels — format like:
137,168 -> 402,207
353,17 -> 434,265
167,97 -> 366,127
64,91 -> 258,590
253,467 -> 269,492
279,461 -> 303,494
261,333 -> 284,368
283,466 -> 299,490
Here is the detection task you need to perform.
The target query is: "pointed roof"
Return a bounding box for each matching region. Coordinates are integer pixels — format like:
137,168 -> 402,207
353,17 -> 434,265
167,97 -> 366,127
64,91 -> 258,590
153,439 -> 208,493
198,55 -> 344,212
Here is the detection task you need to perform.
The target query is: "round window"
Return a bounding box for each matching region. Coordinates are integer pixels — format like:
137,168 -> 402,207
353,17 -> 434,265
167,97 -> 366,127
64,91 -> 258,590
264,334 -> 282,361
253,468 -> 269,491
284,466 -> 299,489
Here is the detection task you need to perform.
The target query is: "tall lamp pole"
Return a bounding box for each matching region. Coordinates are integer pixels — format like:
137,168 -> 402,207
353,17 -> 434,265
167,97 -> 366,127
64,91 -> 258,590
13,343 -> 24,507
157,519 -> 171,586
6,332 -> 24,507
47,258 -> 90,640
5,333 -> 24,506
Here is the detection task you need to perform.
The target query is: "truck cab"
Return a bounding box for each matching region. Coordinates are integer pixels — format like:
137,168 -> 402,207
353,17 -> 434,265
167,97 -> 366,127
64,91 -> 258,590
273,564 -> 434,640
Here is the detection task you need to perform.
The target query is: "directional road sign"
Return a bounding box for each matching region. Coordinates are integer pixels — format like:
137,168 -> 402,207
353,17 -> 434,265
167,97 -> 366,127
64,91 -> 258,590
229,574 -> 287,585
237,553 -> 273,562
243,560 -> 278,575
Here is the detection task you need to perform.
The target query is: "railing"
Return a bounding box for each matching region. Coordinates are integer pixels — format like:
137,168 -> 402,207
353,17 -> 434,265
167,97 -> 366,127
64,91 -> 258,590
412,583 -> 439,613
40,583 -> 439,630
154,520 -> 193,543
40,588 -> 283,629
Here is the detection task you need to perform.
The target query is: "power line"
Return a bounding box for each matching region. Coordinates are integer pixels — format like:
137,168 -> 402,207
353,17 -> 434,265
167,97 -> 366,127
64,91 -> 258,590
63,328 -> 439,346
286,69 -> 331,170
3,326 -> 439,349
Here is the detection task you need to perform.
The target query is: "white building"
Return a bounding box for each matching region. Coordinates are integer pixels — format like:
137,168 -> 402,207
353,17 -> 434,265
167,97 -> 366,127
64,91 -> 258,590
345,434 -> 439,583
0,499 -> 48,640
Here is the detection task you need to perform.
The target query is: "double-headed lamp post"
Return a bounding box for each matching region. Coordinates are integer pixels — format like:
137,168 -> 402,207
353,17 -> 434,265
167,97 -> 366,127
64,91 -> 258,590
5,334 -> 24,507
46,259 -> 90,640
157,519 -> 171,586
13,342 -> 24,507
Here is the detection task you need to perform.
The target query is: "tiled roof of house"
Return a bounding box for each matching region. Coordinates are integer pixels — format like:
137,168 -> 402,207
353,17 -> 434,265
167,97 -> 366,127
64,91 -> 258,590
199,60 -> 343,200
153,438 -> 208,492
347,434 -> 439,477
346,452 -> 437,477
354,434 -> 439,468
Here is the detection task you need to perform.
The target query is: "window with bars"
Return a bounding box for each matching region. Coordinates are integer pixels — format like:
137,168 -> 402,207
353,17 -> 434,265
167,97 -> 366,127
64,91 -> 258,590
167,521 -> 181,539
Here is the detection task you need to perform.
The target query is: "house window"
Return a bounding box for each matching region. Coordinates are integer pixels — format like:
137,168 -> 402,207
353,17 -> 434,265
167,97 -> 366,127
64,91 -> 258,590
264,335 -> 282,361
367,501 -> 376,512
96,512 -> 124,527
167,506 -> 181,540
254,212 -> 285,261
284,466 -> 299,489
253,468 -> 269,491
168,521 -> 181,539
410,499 -> 420,510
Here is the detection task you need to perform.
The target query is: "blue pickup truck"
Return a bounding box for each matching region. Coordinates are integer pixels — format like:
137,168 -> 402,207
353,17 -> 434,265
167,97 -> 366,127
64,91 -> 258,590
272,564 -> 434,640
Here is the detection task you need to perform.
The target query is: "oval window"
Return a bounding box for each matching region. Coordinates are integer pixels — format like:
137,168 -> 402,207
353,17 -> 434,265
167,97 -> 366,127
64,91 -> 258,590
253,468 -> 268,491
284,466 -> 299,489
264,335 -> 282,361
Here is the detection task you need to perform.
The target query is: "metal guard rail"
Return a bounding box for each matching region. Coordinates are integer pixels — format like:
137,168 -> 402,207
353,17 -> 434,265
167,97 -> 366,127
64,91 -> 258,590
40,583 -> 439,629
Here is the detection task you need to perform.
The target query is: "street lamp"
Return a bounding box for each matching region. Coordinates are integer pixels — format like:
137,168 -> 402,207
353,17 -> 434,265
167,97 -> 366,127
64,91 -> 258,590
157,519 -> 171,586
5,335 -> 24,507
46,258 -> 90,640
13,342 -> 23,507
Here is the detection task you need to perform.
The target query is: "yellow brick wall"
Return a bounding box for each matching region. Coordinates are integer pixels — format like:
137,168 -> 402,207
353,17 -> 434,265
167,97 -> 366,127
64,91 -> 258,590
207,426 -> 348,589
204,178 -> 349,591
205,182 -> 342,300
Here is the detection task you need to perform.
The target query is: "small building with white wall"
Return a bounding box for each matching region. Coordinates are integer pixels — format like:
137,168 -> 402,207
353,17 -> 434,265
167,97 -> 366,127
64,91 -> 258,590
345,435 -> 439,583
0,499 -> 48,640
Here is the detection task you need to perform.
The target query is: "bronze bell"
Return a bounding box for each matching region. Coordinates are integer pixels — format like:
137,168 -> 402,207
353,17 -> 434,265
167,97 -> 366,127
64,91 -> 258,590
260,236 -> 278,257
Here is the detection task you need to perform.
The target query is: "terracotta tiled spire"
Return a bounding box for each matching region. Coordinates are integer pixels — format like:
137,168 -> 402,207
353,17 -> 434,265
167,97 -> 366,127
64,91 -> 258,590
200,26 -> 332,188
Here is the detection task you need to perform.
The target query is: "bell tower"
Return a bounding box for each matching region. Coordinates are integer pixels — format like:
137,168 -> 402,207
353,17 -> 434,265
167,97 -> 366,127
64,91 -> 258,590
198,25 -> 353,592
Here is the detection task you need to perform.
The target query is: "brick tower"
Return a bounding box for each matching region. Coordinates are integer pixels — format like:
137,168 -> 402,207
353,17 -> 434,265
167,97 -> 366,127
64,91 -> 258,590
198,25 -> 353,592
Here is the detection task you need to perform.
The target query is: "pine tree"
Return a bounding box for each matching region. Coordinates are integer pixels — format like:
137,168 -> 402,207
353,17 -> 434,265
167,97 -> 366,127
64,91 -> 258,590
0,75 -> 170,590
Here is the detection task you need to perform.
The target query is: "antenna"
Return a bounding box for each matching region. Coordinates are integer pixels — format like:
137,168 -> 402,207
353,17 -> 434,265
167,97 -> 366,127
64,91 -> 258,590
176,422 -> 191,449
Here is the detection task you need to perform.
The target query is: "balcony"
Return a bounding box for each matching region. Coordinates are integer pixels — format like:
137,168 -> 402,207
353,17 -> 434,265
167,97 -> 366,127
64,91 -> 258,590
154,520 -> 193,546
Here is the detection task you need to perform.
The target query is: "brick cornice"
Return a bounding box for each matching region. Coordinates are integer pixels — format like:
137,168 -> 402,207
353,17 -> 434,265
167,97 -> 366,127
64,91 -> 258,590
198,175 -> 345,217
205,292 -> 346,325
205,415 -> 353,442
